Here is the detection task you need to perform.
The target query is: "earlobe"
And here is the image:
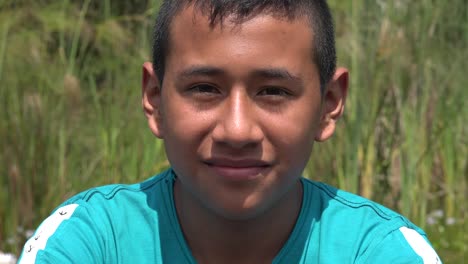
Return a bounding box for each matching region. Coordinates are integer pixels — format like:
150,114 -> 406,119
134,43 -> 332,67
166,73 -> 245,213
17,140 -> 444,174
315,67 -> 349,142
315,120 -> 336,142
142,62 -> 164,139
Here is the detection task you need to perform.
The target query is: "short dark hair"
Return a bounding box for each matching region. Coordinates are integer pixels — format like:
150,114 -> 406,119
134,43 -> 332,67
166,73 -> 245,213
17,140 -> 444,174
152,0 -> 336,92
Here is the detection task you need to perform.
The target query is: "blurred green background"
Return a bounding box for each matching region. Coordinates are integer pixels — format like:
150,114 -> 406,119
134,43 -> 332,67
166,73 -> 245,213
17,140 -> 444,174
0,0 -> 466,261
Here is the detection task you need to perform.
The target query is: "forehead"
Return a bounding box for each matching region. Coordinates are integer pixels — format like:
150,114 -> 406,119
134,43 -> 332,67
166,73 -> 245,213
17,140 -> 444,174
165,5 -> 316,71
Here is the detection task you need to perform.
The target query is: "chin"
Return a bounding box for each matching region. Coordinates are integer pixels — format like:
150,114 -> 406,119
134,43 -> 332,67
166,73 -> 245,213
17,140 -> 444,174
209,197 -> 273,222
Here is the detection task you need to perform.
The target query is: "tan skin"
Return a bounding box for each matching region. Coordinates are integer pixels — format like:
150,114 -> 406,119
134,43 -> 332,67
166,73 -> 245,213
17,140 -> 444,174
142,6 -> 348,264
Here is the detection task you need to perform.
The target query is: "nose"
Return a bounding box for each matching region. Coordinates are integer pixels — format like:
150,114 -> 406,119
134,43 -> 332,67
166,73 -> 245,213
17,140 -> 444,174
211,89 -> 263,149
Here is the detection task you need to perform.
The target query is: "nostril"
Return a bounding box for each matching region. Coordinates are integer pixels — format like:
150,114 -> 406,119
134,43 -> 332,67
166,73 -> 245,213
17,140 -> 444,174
211,121 -> 264,149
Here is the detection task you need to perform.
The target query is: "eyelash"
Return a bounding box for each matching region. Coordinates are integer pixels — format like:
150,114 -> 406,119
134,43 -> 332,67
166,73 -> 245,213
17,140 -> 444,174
187,84 -> 292,99
258,86 -> 292,97
189,84 -> 220,94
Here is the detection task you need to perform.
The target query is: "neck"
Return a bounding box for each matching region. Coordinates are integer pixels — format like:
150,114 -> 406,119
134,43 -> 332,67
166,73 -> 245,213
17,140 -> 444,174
174,180 -> 303,264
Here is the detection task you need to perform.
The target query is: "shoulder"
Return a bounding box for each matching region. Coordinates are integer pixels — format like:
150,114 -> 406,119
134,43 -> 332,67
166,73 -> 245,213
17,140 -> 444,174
18,169 -> 174,263
300,178 -> 442,263
302,178 -> 412,224
357,226 -> 442,263
65,169 -> 173,206
18,199 -> 105,263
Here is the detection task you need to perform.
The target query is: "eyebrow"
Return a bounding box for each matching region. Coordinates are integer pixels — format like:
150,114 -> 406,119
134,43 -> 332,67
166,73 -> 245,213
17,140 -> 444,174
178,66 -> 224,79
177,65 -> 303,84
250,68 -> 302,82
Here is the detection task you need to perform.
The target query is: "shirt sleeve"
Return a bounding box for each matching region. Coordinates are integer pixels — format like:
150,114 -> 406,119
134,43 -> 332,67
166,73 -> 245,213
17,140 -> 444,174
18,202 -> 107,264
358,226 -> 442,264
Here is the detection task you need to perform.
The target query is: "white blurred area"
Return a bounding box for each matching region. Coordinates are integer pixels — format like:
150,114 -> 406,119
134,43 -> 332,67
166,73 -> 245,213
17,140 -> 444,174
0,252 -> 17,264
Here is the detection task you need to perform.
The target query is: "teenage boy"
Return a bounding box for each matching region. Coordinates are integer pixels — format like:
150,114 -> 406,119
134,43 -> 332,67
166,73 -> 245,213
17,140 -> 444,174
19,0 -> 442,263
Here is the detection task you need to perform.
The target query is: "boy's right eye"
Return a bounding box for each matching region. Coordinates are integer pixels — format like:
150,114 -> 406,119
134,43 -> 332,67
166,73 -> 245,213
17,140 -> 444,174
189,84 -> 220,94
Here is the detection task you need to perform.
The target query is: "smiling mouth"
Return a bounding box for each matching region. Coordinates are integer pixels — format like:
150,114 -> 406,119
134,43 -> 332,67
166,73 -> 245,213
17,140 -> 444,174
204,158 -> 271,181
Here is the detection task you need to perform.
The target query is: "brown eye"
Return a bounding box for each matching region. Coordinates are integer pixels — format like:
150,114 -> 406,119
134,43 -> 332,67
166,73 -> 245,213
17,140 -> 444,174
190,84 -> 219,94
258,87 -> 291,96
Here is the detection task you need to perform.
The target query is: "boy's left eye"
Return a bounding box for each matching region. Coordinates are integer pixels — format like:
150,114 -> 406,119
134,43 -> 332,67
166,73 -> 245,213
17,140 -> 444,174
258,86 -> 291,97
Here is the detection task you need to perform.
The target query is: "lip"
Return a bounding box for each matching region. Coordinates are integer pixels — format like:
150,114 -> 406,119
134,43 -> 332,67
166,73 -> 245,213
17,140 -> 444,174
203,157 -> 271,181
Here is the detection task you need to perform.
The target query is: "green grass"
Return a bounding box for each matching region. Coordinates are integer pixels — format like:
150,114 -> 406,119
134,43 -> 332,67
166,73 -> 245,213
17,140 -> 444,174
1,1 -> 466,261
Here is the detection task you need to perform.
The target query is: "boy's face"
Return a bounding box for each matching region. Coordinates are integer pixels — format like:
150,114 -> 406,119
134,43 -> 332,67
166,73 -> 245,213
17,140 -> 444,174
143,6 -> 347,220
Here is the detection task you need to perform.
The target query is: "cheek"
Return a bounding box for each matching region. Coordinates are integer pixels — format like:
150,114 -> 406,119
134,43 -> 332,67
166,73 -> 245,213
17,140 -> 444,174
161,99 -> 214,151
265,102 -> 321,166
269,103 -> 321,145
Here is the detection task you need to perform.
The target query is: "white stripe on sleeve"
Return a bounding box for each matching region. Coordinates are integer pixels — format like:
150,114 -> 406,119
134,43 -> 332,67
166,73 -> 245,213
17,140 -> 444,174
399,226 -> 442,264
19,204 -> 79,264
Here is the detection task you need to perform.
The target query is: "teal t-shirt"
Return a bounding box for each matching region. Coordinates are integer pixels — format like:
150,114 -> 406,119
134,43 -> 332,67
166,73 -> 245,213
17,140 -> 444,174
19,169 -> 441,263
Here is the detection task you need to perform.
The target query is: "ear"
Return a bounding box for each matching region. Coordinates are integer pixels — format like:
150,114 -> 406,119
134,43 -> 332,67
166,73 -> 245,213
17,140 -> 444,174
315,67 -> 349,142
142,62 -> 164,138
